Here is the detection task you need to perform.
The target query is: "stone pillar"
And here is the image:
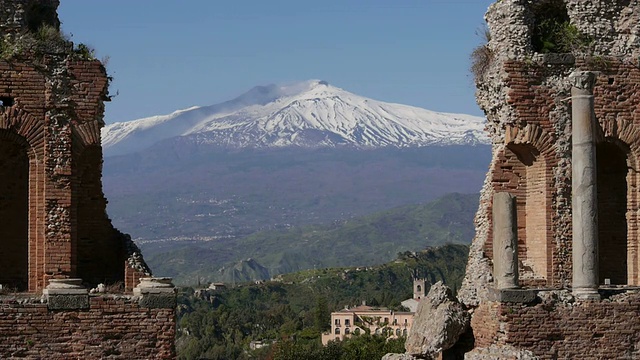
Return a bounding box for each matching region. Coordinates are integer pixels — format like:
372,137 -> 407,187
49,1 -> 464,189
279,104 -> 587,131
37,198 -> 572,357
493,192 -> 519,289
570,71 -> 600,300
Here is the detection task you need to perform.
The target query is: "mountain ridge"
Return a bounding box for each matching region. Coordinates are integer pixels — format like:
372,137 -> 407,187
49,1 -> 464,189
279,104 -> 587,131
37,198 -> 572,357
102,80 -> 488,156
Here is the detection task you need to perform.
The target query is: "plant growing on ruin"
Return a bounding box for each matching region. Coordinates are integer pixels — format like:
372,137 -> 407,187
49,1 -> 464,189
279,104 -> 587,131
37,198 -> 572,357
586,54 -> 612,70
535,20 -> 592,54
470,25 -> 494,84
73,43 -> 96,60
531,0 -> 592,54
35,24 -> 68,45
0,24 -> 71,62
0,24 -> 100,63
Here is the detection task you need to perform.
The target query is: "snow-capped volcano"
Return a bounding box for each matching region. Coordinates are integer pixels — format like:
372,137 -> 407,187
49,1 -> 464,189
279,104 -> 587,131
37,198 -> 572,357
102,80 -> 488,156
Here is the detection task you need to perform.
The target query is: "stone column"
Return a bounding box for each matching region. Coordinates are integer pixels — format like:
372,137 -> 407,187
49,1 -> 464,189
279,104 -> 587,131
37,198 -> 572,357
493,192 -> 519,289
570,71 -> 600,300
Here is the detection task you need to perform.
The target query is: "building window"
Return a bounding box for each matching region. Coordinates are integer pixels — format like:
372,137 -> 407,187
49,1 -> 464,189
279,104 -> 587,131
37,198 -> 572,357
335,319 -> 340,326
403,329 -> 407,336
384,317 -> 389,324
396,329 -> 401,336
375,328 -> 381,335
335,328 -> 340,335
345,319 -> 350,326
393,319 -> 397,325
345,328 -> 350,335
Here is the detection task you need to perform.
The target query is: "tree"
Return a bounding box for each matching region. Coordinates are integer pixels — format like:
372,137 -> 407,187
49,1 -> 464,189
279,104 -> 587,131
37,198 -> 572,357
314,297 -> 330,333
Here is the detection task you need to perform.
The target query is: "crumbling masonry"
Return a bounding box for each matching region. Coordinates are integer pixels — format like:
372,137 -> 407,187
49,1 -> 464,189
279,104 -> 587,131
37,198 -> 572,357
0,1 -> 175,358
444,0 -> 640,359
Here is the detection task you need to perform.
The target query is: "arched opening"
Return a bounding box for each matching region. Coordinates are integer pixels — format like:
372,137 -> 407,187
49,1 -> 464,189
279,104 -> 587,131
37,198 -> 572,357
74,146 -> 123,286
505,143 -> 551,284
0,137 -> 29,291
597,142 -> 628,285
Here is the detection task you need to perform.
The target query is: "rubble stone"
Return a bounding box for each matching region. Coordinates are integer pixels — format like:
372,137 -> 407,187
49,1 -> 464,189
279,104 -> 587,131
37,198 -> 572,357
405,282 -> 470,358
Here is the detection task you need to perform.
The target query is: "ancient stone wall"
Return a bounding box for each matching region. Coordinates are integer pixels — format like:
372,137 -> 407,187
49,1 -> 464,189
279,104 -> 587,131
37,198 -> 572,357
0,1 -> 170,358
0,295 -> 175,359
0,0 -> 59,36
0,0 -> 150,293
459,0 -> 640,305
470,291 -> 640,359
441,0 -> 640,358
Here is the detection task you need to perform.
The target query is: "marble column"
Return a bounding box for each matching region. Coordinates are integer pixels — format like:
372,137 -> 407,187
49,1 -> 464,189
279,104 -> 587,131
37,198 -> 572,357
493,192 -> 519,289
570,71 -> 600,300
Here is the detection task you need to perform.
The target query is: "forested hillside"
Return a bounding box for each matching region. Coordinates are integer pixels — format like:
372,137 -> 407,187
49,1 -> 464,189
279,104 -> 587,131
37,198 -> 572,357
148,193 -> 478,284
176,244 -> 468,359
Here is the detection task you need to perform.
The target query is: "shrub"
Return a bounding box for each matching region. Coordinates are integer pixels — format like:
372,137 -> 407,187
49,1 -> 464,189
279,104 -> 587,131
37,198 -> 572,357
470,25 -> 493,84
530,0 -> 592,54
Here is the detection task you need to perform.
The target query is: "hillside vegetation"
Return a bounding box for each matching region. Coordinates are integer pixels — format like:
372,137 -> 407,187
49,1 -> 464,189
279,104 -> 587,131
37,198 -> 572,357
146,192 -> 479,284
104,146 -> 490,242
177,243 -> 469,360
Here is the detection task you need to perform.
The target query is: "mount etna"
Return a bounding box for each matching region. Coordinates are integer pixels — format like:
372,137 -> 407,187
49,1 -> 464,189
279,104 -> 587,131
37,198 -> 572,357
101,80 -> 491,283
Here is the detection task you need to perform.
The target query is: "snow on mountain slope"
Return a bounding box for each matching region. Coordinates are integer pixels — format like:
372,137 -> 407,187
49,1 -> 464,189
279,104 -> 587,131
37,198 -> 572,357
102,80 -> 488,156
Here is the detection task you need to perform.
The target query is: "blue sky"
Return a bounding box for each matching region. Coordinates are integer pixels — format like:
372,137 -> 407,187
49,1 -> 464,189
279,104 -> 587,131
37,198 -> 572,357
58,1 -> 494,124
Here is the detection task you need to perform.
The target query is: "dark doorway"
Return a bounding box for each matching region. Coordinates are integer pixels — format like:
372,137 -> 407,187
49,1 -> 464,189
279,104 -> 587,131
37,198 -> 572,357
597,142 -> 628,285
0,139 -> 29,291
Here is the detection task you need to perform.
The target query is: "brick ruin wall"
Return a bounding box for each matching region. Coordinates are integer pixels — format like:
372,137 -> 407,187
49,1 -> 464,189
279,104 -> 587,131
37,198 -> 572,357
0,50 -> 149,292
458,0 -> 640,305
0,1 -> 173,359
471,291 -> 640,359
445,0 -> 640,358
0,296 -> 175,359
0,0 -> 149,294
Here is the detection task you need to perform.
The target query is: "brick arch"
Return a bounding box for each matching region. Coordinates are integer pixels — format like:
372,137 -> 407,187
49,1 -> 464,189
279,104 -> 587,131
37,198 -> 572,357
504,123 -> 556,157
489,123 -> 555,286
598,118 -> 640,285
71,121 -> 102,156
599,118 -> 640,154
0,107 -> 45,155
0,107 -> 45,292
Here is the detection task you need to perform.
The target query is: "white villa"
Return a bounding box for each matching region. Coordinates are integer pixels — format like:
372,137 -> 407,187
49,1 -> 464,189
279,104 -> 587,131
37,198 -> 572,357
321,278 -> 426,345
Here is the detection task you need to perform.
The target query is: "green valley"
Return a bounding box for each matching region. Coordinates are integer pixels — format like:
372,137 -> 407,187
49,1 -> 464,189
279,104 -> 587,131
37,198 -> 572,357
145,192 -> 478,284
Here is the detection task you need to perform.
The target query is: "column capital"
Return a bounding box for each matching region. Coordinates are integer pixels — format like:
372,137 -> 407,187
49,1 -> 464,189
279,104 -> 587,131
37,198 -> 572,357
569,71 -> 596,91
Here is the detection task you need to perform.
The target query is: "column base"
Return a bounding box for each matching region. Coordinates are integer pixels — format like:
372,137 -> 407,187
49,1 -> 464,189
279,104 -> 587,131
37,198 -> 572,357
134,277 -> 176,309
489,288 -> 536,303
43,278 -> 89,310
572,287 -> 600,301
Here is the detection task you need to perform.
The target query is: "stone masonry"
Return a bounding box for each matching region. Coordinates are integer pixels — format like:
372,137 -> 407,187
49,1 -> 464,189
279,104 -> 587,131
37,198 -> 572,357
0,1 -> 176,358
0,0 -> 150,293
413,0 -> 640,359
